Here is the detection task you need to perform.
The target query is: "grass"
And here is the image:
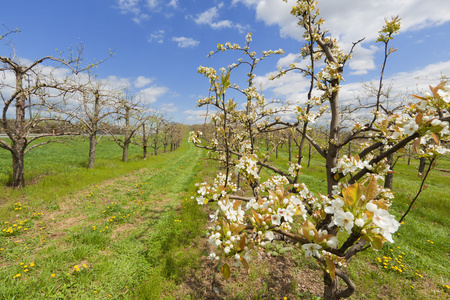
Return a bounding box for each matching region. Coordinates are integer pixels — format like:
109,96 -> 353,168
0,137 -> 209,299
0,136 -> 448,299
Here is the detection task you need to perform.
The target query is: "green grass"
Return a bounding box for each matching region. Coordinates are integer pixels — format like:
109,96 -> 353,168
0,137 -> 153,208
0,138 -> 209,299
0,136 -> 448,299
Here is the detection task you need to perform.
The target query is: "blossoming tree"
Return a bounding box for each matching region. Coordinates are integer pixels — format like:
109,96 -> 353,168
189,0 -> 450,299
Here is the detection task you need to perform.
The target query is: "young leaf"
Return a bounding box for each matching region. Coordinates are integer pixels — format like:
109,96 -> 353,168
413,138 -> 420,153
365,176 -> 378,202
240,257 -> 250,273
325,257 -> 336,281
233,200 -> 242,210
343,183 -> 359,206
415,112 -> 423,126
252,210 -> 261,224
431,132 -> 440,145
221,263 -> 230,279
238,235 -> 246,251
370,235 -> 383,250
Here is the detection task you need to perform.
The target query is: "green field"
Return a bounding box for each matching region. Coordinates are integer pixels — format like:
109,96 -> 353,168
0,137 -> 449,299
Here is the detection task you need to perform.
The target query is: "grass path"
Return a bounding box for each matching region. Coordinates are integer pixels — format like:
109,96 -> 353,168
0,143 -> 206,299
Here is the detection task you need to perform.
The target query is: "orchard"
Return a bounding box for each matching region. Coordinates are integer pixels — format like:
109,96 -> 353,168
189,0 -> 450,299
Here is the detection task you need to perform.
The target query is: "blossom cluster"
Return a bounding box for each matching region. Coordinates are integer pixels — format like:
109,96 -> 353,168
331,155 -> 372,176
235,154 -> 260,182
195,173 -> 237,205
325,178 -> 400,244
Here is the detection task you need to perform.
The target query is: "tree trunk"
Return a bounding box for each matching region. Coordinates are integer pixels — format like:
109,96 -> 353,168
323,272 -> 340,300
87,132 -> 97,169
418,157 -> 426,176
384,153 -> 394,189
11,145 -> 25,188
308,143 -> 312,168
143,145 -> 147,159
288,134 -> 292,162
122,143 -> 129,162
11,70 -> 26,188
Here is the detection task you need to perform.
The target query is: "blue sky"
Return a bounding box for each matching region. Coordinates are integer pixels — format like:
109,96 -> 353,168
1,0 -> 450,124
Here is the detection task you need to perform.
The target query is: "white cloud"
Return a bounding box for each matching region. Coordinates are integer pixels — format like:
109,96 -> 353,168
168,0 -> 178,9
116,0 -> 149,24
138,85 -> 169,104
233,0 -> 450,74
254,59 -> 450,119
159,102 -> 178,113
146,0 -> 159,9
104,75 -> 132,90
148,30 -> 165,44
134,76 -> 153,88
194,4 -> 249,33
346,44 -> 379,75
172,36 -> 200,48
183,109 -> 210,124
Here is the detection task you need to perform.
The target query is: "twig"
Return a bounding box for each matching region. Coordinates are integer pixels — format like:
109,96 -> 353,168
399,157 -> 435,223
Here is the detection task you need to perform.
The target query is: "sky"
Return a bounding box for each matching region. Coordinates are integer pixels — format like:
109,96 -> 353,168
1,0 -> 450,124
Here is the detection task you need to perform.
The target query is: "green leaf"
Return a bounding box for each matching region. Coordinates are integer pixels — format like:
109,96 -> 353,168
343,183 -> 359,206
334,173 -> 340,181
221,263 -> 230,279
370,235 -> 383,250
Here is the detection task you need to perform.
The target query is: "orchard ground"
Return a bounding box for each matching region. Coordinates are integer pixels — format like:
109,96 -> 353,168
0,137 -> 449,299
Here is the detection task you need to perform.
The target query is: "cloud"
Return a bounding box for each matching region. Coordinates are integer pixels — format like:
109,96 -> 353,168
138,85 -> 169,104
148,30 -> 165,44
146,0 -> 159,9
159,102 -> 178,113
116,0 -> 149,24
134,76 -> 153,88
233,0 -> 450,74
172,36 -> 200,48
346,44 -> 379,75
194,3 -> 249,33
104,75 -> 132,90
182,109 -> 210,124
168,0 -> 178,9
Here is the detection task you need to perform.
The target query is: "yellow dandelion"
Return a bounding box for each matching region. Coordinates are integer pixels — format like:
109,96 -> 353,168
51,274 -> 55,277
